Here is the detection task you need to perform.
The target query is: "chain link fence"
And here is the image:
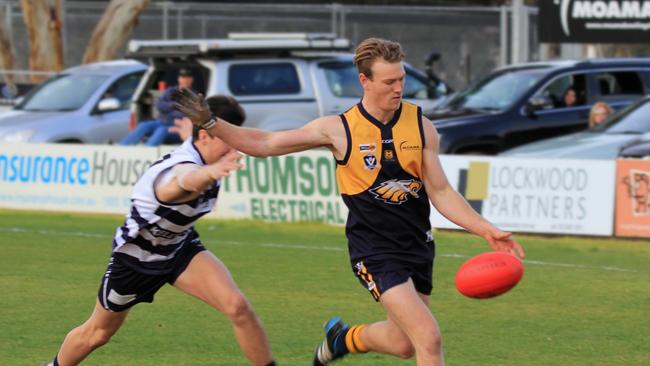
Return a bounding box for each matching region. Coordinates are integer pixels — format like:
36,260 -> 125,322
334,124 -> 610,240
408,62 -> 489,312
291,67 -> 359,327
0,1 -> 539,90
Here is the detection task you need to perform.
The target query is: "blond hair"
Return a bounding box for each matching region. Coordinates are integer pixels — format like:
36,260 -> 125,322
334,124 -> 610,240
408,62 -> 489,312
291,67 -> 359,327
353,38 -> 405,79
589,101 -> 614,128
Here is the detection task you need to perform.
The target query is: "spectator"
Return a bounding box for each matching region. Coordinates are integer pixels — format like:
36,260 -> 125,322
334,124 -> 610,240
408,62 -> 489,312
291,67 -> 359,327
589,101 -> 614,128
561,87 -> 577,108
120,68 -> 194,146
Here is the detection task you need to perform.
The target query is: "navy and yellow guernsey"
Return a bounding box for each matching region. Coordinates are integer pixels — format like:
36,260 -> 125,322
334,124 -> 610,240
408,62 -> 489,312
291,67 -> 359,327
336,101 -> 434,267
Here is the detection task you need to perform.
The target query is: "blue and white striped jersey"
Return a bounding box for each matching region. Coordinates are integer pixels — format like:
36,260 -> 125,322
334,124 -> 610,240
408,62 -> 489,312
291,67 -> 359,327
112,139 -> 220,274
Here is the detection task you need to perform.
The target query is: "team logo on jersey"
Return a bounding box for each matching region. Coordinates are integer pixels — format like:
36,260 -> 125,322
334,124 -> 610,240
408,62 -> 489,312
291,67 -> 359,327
384,149 -> 395,160
363,154 -> 377,170
399,141 -> 421,151
359,143 -> 376,152
370,179 -> 422,204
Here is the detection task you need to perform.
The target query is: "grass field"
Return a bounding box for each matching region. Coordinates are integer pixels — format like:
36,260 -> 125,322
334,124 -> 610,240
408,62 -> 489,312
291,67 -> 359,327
1,209 -> 649,366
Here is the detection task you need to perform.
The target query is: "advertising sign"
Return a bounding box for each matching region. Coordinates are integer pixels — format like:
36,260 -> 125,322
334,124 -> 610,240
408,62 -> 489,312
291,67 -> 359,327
431,156 -> 617,236
0,143 -> 159,214
214,150 -> 348,225
539,1 -> 650,43
614,159 -> 650,237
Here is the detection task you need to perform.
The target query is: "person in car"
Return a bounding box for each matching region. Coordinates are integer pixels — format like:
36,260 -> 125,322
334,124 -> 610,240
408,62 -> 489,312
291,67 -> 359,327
120,68 -> 194,146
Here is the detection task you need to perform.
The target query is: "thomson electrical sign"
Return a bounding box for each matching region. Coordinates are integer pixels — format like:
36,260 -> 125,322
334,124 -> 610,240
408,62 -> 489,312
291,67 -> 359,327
539,0 -> 650,43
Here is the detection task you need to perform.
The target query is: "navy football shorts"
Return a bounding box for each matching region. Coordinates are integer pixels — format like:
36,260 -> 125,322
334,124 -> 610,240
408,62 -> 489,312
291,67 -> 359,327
97,241 -> 206,312
352,258 -> 434,302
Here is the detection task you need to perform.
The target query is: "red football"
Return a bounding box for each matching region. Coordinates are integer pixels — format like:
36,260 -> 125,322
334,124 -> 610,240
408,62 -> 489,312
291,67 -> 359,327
455,252 -> 524,299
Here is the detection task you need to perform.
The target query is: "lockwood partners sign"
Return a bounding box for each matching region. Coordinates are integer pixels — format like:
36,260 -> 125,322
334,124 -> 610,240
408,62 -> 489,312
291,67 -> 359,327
0,143 -> 632,237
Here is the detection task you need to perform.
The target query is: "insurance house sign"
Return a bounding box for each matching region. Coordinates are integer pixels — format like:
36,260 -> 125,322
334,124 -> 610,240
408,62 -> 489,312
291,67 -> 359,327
539,0 -> 650,43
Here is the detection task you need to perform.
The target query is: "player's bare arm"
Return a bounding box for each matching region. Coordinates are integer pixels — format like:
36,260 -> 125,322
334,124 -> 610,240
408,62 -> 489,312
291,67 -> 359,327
171,88 -> 346,159
155,150 -> 243,203
420,117 -> 525,258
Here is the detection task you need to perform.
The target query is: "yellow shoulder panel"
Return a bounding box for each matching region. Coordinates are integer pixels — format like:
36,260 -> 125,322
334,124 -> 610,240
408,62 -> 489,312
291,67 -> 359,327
393,102 -> 424,179
336,106 -> 382,195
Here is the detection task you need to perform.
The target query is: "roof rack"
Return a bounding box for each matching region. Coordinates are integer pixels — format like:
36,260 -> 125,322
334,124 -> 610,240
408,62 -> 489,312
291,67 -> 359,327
128,33 -> 350,58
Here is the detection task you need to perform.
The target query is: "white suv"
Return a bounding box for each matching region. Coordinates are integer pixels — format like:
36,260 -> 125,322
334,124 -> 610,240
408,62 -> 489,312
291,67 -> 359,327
129,33 -> 448,131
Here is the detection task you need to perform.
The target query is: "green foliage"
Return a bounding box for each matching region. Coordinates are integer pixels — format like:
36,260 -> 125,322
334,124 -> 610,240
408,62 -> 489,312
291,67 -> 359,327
0,210 -> 648,365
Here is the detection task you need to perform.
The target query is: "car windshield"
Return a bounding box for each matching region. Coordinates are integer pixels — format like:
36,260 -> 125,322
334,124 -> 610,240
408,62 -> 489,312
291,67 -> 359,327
16,73 -> 108,111
441,68 -> 547,111
593,99 -> 650,134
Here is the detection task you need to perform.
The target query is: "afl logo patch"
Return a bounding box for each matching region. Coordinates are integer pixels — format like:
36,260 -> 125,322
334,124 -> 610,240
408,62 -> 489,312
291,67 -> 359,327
363,154 -> 377,170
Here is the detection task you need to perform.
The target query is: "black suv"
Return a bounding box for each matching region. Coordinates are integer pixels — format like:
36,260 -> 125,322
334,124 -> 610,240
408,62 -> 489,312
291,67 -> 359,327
427,59 -> 650,154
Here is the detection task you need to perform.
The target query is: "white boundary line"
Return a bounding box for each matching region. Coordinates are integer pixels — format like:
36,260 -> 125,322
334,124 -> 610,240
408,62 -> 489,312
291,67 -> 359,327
0,226 -> 640,273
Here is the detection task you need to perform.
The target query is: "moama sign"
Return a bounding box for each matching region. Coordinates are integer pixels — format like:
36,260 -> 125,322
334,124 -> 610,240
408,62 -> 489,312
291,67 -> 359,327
539,0 -> 650,43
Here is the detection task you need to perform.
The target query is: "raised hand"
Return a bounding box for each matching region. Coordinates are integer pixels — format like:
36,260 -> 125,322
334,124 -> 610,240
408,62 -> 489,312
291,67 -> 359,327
205,150 -> 244,180
170,88 -> 215,129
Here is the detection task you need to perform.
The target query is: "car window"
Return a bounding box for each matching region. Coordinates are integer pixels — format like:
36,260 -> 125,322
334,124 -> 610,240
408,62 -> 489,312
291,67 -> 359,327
443,68 -> 547,111
320,62 -> 363,98
103,72 -> 145,109
404,72 -> 429,100
228,63 -> 300,96
597,99 -> 650,134
595,71 -> 644,96
537,73 -> 587,108
16,74 -> 108,112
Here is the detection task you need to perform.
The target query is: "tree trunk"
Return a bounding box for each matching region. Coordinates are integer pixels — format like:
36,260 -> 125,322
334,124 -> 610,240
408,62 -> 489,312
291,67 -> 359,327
82,0 -> 151,64
0,5 -> 17,91
20,0 -> 63,83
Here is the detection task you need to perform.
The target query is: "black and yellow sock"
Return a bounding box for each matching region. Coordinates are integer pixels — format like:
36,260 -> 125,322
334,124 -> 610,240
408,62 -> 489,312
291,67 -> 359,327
344,324 -> 368,353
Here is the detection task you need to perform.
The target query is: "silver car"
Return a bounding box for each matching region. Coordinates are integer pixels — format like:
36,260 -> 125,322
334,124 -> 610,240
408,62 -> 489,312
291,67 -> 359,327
0,60 -> 147,143
500,97 -> 650,159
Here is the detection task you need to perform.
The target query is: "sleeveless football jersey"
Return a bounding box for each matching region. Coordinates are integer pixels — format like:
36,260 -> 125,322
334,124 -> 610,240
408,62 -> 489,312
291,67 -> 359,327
112,139 -> 220,274
336,101 -> 434,265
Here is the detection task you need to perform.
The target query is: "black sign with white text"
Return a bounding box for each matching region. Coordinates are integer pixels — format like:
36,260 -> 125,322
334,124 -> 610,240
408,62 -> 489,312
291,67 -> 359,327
539,0 -> 650,43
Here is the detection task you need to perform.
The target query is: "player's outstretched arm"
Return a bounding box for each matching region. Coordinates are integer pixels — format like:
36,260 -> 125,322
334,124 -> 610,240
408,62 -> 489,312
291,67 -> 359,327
420,117 -> 525,258
155,150 -> 243,204
171,88 -> 333,157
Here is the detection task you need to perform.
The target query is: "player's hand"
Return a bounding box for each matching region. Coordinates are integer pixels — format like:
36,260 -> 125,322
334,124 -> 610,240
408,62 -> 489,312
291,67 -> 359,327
205,150 -> 243,180
171,88 -> 214,129
484,228 -> 525,259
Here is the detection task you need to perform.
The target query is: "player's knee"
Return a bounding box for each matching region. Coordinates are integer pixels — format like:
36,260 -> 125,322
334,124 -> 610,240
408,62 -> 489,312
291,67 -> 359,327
419,332 -> 443,356
87,327 -> 115,349
223,292 -> 253,323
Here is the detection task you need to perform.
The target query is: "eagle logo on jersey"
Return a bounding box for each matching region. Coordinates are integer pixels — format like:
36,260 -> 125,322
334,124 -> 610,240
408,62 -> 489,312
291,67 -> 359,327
370,179 -> 423,204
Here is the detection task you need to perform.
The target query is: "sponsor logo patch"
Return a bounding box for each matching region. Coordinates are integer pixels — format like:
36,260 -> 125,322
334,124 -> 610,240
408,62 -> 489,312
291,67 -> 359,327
399,141 -> 421,151
359,143 -> 376,153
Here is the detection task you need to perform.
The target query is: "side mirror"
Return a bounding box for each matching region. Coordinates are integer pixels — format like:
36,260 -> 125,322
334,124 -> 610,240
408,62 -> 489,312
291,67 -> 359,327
97,97 -> 121,112
525,96 -> 553,115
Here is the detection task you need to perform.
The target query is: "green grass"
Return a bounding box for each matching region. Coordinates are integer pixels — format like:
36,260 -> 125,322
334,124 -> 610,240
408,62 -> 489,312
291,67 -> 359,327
1,209 -> 649,365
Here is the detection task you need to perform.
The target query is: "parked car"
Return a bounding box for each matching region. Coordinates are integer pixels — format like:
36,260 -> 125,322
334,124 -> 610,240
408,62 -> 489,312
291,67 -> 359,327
619,139 -> 650,159
501,97 -> 650,159
128,33 -> 450,131
0,60 -> 147,143
427,58 -> 650,154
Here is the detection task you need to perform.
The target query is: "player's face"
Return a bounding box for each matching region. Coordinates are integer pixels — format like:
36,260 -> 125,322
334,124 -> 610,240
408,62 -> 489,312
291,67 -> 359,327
197,130 -> 233,164
360,59 -> 405,111
178,75 -> 194,89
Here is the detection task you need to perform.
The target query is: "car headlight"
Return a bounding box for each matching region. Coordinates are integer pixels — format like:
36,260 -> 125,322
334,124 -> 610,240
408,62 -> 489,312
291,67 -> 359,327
0,129 -> 35,142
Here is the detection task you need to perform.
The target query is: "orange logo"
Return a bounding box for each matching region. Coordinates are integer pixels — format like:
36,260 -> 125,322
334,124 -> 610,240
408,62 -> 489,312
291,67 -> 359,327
370,179 -> 422,204
622,169 -> 650,216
